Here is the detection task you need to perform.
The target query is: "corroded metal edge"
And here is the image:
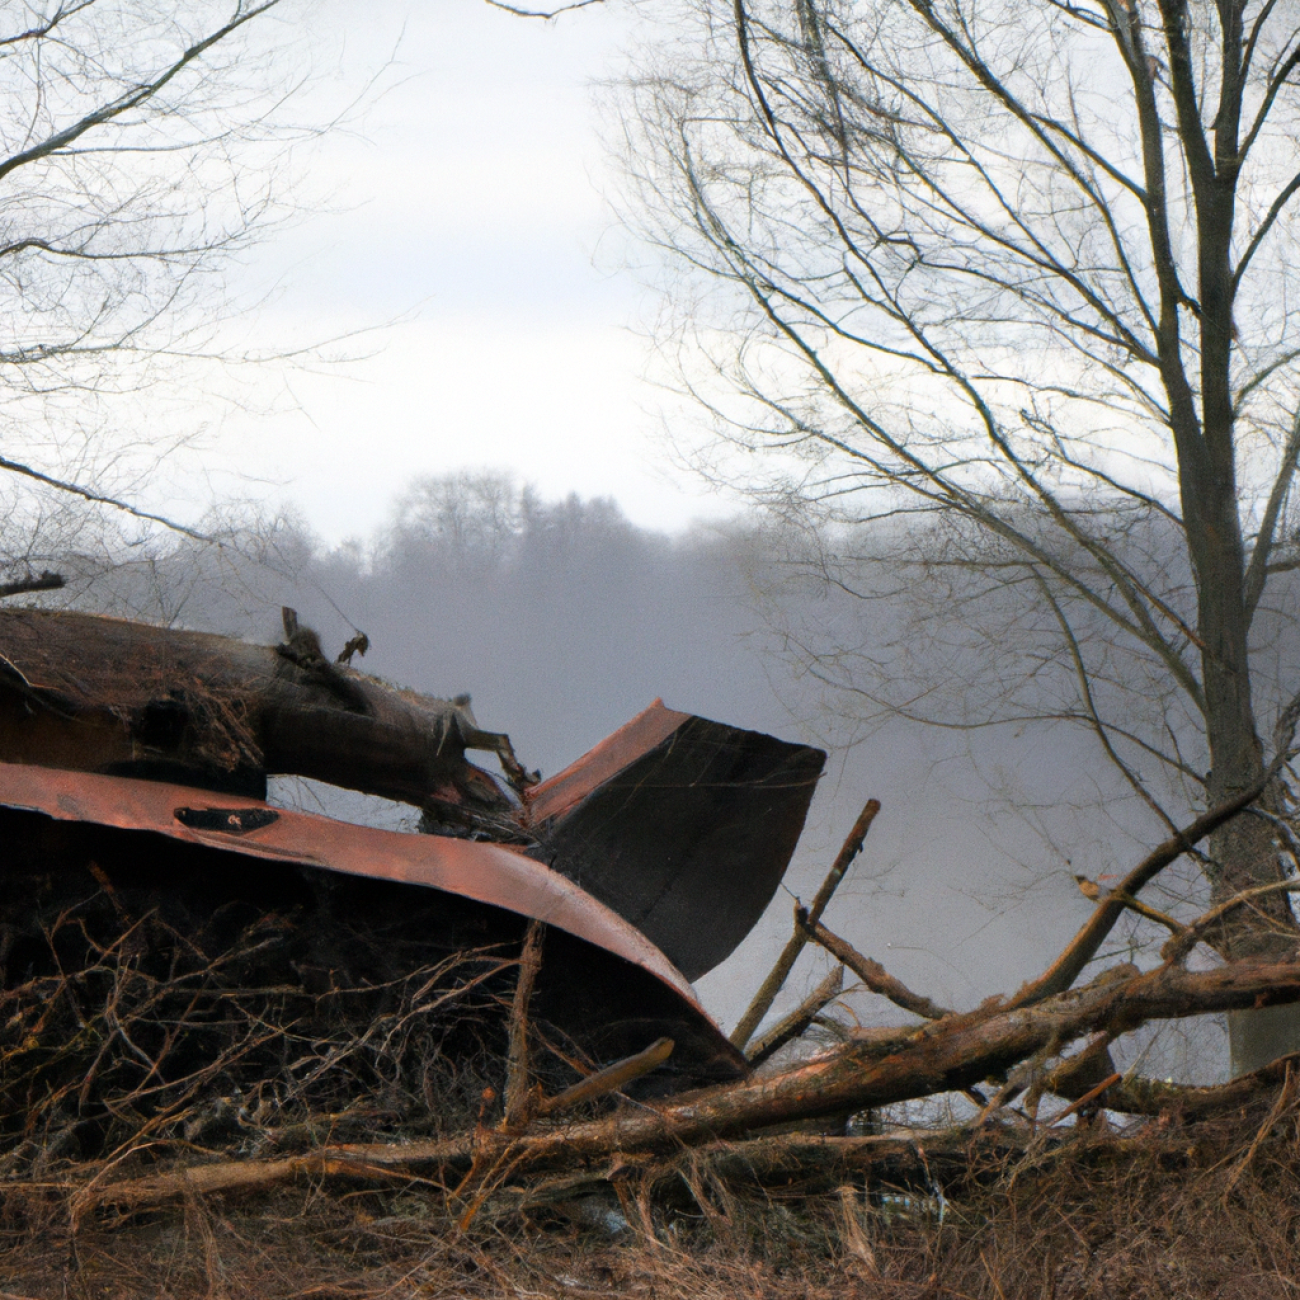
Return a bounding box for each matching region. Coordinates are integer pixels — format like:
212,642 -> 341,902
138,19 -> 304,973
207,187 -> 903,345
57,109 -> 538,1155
0,759 -> 703,1011
520,699 -> 691,826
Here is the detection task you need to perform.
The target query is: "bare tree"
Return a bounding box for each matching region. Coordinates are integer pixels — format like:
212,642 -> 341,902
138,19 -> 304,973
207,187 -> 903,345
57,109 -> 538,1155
618,0 -> 1300,1072
0,0 -> 331,580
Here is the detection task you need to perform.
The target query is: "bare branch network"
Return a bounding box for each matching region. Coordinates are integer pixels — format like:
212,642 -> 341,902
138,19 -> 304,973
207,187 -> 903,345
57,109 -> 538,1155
616,0 -> 1300,1070
484,0 -> 604,16
0,1 -> 341,550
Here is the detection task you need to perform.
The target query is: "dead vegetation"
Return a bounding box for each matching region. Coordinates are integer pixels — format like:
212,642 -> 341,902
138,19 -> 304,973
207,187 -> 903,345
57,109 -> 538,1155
3,1099 -> 1300,1298
5,758 -> 1300,1293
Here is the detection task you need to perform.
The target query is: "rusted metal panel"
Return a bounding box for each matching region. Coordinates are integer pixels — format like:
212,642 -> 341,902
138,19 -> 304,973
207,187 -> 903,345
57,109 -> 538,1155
0,604 -> 826,989
521,699 -> 691,825
0,759 -> 700,1010
526,710 -> 827,981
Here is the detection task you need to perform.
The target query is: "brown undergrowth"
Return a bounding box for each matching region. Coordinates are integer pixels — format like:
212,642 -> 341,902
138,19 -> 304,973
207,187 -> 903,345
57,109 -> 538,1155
7,810 -> 1300,1296
2,1102 -> 1299,1298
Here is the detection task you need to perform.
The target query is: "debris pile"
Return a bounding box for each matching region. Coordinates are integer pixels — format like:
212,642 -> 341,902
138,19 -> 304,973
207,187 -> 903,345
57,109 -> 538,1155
1,605 -> 1300,1293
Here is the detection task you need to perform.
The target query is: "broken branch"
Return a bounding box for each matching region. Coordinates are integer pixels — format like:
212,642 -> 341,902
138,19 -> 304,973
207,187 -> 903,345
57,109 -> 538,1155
1010,780 -> 1272,1008
797,908 -> 953,1021
503,919 -> 544,1129
535,1037 -> 675,1117
1051,1049 -> 1300,1119
84,954 -> 1300,1211
747,965 -> 844,1066
1045,1073 -> 1122,1127
0,570 -> 63,600
1163,879 -> 1300,964
731,798 -> 880,1049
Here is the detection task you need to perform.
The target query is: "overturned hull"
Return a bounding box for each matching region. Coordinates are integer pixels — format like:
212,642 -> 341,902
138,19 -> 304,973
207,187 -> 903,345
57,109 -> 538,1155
0,761 -> 746,1089
0,610 -> 826,982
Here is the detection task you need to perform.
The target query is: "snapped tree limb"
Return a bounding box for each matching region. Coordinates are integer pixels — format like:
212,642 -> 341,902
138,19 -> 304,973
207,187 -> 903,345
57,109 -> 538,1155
82,954 -> 1300,1211
747,964 -> 845,1066
797,907 -> 953,1022
731,798 -> 880,1048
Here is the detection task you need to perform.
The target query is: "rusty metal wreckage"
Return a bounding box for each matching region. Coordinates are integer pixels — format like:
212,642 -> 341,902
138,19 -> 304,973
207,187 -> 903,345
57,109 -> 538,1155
9,604 -> 1300,1221
0,605 -> 827,1092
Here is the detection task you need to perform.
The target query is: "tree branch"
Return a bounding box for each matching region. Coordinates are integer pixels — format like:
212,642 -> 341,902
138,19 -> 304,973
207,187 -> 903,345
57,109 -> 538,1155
797,908 -> 953,1022
0,571 -> 64,600
483,0 -> 602,14
1009,775 -> 1274,1007
0,3 -> 283,187
83,954 -> 1300,1211
0,454 -> 210,541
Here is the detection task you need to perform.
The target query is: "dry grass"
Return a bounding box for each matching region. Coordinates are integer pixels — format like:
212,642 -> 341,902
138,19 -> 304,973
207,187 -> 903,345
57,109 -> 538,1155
2,1102 -> 1299,1298
6,827 -> 1300,1297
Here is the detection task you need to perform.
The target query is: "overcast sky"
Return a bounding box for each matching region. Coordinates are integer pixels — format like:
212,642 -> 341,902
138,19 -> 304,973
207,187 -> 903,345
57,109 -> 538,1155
197,0 -> 719,544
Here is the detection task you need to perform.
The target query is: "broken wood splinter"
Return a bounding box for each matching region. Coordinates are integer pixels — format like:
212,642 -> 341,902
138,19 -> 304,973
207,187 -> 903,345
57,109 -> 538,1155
535,1037 -> 676,1117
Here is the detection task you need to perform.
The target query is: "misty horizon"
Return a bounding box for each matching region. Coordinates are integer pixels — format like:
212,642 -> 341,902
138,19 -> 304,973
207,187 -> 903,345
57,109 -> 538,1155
19,466 -> 1223,1084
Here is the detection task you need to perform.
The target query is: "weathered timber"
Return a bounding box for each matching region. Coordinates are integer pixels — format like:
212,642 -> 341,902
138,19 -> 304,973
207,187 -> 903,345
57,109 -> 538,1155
1046,1041 -> 1300,1120
0,607 -> 526,819
798,908 -> 953,1021
746,964 -> 845,1066
84,955 -> 1300,1209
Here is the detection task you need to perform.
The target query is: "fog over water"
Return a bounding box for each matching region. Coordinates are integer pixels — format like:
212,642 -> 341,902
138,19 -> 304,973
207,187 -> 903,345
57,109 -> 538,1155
82,471 -> 1224,1082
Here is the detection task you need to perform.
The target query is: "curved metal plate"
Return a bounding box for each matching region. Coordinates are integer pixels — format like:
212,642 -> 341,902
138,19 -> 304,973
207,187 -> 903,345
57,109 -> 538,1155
0,760 -> 702,1011
521,699 -> 691,825
523,704 -> 827,981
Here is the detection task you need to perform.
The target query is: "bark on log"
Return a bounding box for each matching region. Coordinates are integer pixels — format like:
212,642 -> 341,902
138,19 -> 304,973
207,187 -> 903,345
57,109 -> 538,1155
0,608 -> 523,819
746,964 -> 844,1066
84,955 -> 1300,1210
1048,1045 -> 1300,1119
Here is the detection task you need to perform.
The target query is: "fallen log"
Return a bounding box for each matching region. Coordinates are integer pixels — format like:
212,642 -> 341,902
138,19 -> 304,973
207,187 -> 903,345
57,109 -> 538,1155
0,606 -> 526,820
81,954 -> 1300,1210
1046,1041 -> 1300,1120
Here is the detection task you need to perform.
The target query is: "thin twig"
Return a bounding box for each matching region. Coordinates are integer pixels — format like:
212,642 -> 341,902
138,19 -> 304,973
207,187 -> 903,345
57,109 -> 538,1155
798,908 -> 953,1021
